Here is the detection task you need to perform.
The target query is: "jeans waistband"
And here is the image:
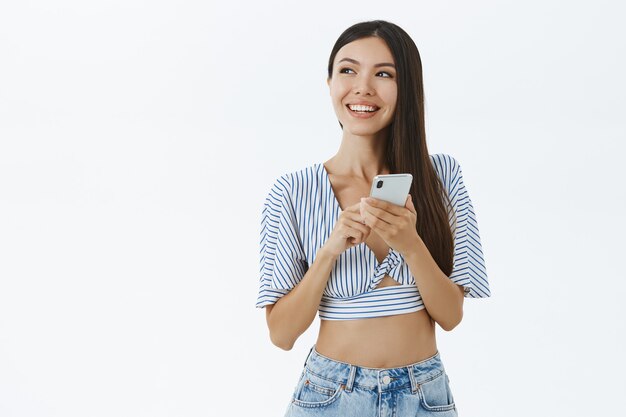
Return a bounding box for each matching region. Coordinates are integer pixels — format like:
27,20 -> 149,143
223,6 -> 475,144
302,344 -> 446,394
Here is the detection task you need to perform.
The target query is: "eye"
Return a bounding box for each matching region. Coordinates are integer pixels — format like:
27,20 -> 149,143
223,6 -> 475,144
338,67 -> 393,78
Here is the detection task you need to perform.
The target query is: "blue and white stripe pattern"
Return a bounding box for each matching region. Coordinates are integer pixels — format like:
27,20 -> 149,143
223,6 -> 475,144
256,153 -> 490,320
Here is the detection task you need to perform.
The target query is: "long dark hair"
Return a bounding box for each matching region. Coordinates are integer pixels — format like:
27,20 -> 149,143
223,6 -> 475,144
327,20 -> 454,277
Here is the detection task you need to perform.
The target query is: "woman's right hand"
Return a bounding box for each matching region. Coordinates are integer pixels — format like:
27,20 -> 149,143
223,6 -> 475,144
322,201 -> 372,257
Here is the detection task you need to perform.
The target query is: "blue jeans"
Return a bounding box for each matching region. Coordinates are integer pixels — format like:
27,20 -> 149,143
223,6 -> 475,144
284,344 -> 458,417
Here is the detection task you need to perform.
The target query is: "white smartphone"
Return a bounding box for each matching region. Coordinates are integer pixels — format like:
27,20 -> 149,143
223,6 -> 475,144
369,173 -> 413,206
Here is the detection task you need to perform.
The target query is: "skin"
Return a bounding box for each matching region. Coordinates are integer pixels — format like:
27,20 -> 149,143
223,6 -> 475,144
267,36 -> 464,368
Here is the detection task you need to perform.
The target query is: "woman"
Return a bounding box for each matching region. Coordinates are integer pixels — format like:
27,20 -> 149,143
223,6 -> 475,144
256,19 -> 491,416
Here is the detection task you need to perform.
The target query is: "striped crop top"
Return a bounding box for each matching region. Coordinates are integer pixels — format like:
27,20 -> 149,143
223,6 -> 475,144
255,153 -> 491,320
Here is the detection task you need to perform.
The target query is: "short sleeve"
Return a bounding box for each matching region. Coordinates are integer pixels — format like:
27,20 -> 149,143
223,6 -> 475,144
444,156 -> 491,298
255,175 -> 309,308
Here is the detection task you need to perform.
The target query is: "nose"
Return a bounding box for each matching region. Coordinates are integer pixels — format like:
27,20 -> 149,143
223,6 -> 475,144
353,74 -> 374,96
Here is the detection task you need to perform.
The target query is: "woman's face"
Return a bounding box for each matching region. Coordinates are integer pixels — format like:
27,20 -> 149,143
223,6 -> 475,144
327,36 -> 397,136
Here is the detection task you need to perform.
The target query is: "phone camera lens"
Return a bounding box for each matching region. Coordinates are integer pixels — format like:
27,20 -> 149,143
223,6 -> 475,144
376,180 -> 383,189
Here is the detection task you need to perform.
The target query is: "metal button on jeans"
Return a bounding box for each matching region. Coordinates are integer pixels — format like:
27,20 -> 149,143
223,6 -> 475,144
382,375 -> 391,384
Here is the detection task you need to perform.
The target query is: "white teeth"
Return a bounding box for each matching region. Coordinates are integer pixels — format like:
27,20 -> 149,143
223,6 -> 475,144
348,104 -> 377,112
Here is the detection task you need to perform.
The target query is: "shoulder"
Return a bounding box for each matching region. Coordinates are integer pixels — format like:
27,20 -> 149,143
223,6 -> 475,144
429,153 -> 461,188
264,163 -> 319,201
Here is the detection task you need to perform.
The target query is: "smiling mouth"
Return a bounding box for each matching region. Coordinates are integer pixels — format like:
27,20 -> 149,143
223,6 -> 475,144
346,104 -> 380,113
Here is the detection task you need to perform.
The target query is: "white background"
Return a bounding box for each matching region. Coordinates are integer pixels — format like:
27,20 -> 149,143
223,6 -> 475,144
1,1 -> 625,416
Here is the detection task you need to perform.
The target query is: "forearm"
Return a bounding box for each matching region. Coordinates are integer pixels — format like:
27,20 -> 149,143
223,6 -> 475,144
268,247 -> 337,350
403,237 -> 463,331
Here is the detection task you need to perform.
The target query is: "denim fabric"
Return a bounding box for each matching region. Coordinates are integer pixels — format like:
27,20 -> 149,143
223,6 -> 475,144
284,344 -> 458,417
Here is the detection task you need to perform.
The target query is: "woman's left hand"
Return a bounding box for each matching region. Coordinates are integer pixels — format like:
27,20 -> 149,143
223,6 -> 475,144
360,194 -> 421,257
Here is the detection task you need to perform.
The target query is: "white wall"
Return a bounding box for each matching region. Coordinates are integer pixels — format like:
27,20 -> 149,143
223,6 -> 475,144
1,1 -> 624,416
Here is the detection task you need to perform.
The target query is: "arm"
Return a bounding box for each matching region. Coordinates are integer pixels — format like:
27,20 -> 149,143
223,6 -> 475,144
265,247 -> 338,350
404,237 -> 465,331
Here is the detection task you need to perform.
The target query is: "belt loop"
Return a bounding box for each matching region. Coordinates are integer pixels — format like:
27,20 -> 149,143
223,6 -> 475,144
408,364 -> 419,394
303,344 -> 315,368
344,364 -> 357,392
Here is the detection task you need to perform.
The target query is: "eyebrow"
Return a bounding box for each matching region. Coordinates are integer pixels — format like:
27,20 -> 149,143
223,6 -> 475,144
337,57 -> 396,69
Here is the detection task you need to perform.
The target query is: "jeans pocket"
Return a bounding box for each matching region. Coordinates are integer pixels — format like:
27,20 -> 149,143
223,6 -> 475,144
291,367 -> 344,409
417,371 -> 456,412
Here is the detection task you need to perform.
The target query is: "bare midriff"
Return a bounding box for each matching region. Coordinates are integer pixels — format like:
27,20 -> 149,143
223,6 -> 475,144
315,276 -> 438,369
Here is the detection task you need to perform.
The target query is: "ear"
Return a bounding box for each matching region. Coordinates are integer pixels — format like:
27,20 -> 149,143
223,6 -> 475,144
327,76 -> 331,89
